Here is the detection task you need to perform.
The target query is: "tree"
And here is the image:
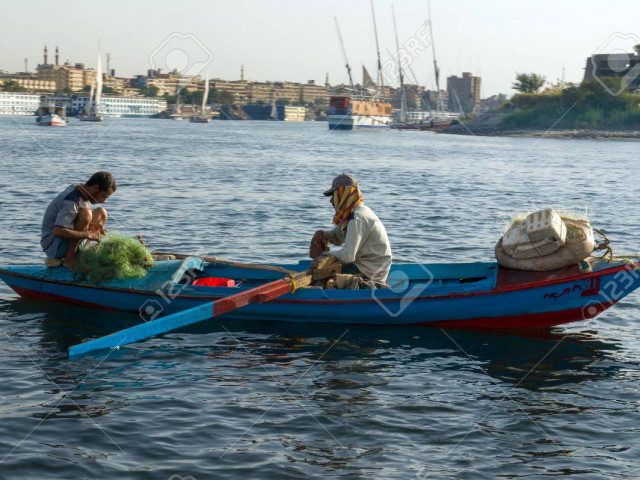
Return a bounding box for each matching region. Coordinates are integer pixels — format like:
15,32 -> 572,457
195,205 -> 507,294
512,73 -> 546,93
140,84 -> 159,97
2,80 -> 26,92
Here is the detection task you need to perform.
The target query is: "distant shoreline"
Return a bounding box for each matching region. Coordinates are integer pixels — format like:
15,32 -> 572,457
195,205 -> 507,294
441,126 -> 640,141
439,111 -> 640,141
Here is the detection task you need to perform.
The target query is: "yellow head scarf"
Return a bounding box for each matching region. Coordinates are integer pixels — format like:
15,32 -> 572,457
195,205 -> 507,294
332,185 -> 364,232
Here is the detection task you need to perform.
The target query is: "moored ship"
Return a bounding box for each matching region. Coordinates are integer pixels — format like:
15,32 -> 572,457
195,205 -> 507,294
328,96 -> 392,130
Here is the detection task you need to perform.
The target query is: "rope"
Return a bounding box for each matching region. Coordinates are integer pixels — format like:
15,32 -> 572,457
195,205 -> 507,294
592,228 -> 640,268
593,228 -> 614,262
288,276 -> 297,294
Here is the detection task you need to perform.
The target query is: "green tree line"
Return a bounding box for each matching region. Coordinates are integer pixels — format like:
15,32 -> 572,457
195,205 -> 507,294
504,78 -> 640,129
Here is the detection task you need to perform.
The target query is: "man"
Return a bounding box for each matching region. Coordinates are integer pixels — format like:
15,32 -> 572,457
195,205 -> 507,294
41,171 -> 116,270
310,173 -> 392,284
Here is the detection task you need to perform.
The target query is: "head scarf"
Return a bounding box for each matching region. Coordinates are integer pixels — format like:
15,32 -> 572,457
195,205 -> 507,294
332,185 -> 363,232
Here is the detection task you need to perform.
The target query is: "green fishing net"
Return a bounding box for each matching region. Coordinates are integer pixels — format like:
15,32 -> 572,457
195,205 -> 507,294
76,233 -> 154,283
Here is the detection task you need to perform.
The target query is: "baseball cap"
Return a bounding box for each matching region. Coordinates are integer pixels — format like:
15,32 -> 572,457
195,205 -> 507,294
323,173 -> 359,196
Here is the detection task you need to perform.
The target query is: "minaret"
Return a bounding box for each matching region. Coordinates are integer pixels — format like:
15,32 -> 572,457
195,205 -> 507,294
24,58 -> 28,73
44,46 -> 48,65
241,64 -> 244,81
55,46 -> 59,66
325,72 -> 329,88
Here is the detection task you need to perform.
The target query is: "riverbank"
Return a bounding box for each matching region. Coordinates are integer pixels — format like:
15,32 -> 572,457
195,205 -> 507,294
441,111 -> 640,140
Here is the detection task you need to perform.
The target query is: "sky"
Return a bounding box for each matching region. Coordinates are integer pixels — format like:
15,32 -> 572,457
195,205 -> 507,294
1,0 -> 639,97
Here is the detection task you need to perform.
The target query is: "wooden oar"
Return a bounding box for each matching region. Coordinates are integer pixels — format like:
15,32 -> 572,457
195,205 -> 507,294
68,258 -> 341,358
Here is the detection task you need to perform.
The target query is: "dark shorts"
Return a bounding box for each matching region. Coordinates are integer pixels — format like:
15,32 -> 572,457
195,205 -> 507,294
342,263 -> 362,276
42,236 -> 85,259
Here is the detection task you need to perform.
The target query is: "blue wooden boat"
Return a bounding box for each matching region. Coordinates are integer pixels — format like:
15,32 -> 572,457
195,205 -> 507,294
1,256 -> 639,329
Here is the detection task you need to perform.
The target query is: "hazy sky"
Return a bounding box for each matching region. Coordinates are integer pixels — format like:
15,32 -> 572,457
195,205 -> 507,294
1,0 -> 639,96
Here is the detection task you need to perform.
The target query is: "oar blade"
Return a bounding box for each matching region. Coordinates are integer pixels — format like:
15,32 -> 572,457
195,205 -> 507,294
68,301 -> 214,358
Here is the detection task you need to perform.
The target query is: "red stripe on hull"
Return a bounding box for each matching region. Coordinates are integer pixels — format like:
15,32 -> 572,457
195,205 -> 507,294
12,286 -> 122,311
421,302 -> 614,328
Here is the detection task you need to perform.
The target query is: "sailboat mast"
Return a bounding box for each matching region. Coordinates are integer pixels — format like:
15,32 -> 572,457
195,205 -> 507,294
370,0 -> 384,97
201,72 -> 209,115
391,5 -> 407,121
427,0 -> 442,113
334,17 -> 355,94
86,78 -> 95,116
95,46 -> 103,116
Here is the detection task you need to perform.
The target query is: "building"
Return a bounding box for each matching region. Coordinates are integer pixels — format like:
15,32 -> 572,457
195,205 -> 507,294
213,79 -> 330,106
0,72 -> 56,92
146,69 -> 199,95
300,80 -> 330,104
213,79 -> 249,104
583,46 -> 640,92
447,72 -> 482,114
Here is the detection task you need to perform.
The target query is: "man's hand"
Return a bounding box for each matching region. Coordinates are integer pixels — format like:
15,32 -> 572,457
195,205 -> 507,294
310,230 -> 328,259
311,254 -> 339,270
87,230 -> 102,242
89,223 -> 107,235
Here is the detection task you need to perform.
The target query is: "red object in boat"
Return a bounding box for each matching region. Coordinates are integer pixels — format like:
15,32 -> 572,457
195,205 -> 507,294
192,277 -> 236,287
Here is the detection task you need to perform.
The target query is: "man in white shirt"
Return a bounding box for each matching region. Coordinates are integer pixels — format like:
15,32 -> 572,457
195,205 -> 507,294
310,174 -> 392,284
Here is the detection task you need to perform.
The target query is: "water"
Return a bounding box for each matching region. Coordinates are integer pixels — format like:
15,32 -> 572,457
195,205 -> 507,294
0,116 -> 639,479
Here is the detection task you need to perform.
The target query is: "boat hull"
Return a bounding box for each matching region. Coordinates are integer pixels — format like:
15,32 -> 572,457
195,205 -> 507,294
1,257 -> 638,328
328,114 -> 390,130
36,114 -> 67,126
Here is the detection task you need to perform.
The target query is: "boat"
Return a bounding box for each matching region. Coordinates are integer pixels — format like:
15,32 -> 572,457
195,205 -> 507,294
190,71 -> 211,123
1,254 -> 638,329
35,98 -> 67,126
78,47 -> 104,122
329,4 -> 392,130
390,2 -> 461,131
328,95 -> 392,130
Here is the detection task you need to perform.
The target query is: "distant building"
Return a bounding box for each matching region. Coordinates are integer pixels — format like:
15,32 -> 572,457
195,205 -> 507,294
447,72 -> 481,114
423,89 -> 449,111
213,79 -> 330,106
0,72 -> 56,92
242,104 -> 306,121
583,47 -> 640,92
147,68 -> 199,95
35,46 -> 87,92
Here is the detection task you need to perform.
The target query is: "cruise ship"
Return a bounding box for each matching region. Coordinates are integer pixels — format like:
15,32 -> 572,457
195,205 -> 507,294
0,93 -> 40,116
0,93 -> 166,118
72,96 -> 167,117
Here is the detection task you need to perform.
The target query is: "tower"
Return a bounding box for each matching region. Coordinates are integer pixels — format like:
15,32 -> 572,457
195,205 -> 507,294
24,58 -> 28,73
55,46 -> 59,66
241,64 -> 244,81
325,72 -> 329,88
44,45 -> 48,65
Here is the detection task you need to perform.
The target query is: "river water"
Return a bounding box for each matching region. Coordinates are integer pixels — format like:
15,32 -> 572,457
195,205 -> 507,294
0,116 -> 639,479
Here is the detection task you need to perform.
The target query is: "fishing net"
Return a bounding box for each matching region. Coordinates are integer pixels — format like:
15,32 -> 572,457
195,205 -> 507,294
76,233 -> 154,283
